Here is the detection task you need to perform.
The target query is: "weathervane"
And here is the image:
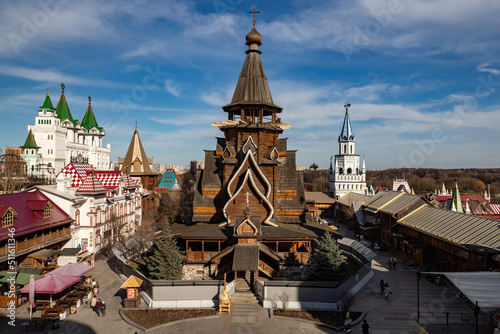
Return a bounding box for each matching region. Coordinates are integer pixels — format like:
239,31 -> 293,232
249,8 -> 260,27
344,103 -> 351,113
88,96 -> 91,105
61,83 -> 65,94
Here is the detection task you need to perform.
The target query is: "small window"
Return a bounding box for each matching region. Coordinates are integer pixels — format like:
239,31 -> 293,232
43,203 -> 52,218
2,211 -> 14,227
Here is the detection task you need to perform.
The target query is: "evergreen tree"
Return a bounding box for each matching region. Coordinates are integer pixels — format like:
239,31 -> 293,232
147,225 -> 183,280
309,232 -> 346,281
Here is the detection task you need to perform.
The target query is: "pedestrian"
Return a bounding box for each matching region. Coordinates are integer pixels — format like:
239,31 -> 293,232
101,299 -> 106,316
362,319 -> 370,334
343,311 -> 352,332
384,283 -> 391,299
388,258 -> 393,271
95,298 -> 103,317
90,295 -> 97,311
379,279 -> 385,295
393,258 -> 397,271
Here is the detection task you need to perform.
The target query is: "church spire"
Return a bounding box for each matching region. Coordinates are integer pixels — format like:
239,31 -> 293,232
339,103 -> 354,141
222,9 -> 283,120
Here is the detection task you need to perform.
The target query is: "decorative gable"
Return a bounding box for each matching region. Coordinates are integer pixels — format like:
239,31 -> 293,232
0,206 -> 17,228
242,135 -> 257,155
236,219 -> 258,235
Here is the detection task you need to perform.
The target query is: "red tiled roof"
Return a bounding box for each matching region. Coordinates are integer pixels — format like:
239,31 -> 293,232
58,162 -> 139,190
76,172 -> 107,194
436,195 -> 486,203
0,189 -> 73,241
0,205 -> 9,217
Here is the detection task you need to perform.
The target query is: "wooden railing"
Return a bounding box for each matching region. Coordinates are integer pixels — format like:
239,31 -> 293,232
186,251 -> 216,262
0,226 -> 71,260
259,260 -> 278,278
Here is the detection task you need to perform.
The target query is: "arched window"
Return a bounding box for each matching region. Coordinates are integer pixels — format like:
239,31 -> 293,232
97,208 -> 101,224
350,146 -> 352,154
347,168 -> 352,174
339,167 -> 343,175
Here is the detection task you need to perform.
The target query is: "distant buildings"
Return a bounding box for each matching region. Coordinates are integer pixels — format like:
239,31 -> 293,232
30,162 -> 144,255
329,105 -> 367,199
23,85 -> 111,178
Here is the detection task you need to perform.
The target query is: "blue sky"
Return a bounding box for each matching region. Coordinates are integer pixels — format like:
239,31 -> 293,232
1,0 -> 499,169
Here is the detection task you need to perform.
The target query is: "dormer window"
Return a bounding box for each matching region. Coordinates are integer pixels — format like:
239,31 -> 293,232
43,203 -> 52,218
2,211 -> 13,227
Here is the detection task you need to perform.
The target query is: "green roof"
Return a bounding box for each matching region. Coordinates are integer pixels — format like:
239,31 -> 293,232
55,87 -> 78,126
81,100 -> 103,132
40,89 -> 54,109
20,129 -> 39,149
0,271 -> 43,286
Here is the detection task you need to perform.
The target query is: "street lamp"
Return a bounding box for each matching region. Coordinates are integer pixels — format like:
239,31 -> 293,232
417,267 -> 421,323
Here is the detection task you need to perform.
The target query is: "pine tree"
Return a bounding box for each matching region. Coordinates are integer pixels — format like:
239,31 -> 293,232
309,231 -> 346,281
147,225 -> 183,280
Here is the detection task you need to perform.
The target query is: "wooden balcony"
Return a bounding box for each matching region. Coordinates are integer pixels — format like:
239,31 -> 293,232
186,251 -> 218,262
0,226 -> 71,263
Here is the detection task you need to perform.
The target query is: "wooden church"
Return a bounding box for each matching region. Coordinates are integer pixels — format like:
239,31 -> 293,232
172,12 -> 330,282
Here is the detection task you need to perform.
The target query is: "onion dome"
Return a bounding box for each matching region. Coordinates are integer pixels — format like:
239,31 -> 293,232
243,205 -> 252,217
219,289 -> 231,302
245,26 -> 262,46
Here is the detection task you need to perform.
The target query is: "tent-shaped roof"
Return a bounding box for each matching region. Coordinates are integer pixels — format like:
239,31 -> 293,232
81,97 -> 103,133
55,83 -> 78,126
120,275 -> 143,289
119,128 -> 155,175
20,129 -> 39,149
20,274 -> 80,294
76,171 -> 108,194
40,89 -> 54,110
339,108 -> 354,141
47,263 -> 94,277
158,171 -> 181,190
222,24 -> 282,113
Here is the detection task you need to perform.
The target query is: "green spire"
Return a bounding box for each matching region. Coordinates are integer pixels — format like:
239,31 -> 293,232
451,182 -> 464,213
20,129 -> 39,149
41,89 -> 54,109
55,83 -> 78,126
81,96 -> 102,132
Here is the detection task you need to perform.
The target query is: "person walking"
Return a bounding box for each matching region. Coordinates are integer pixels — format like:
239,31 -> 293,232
379,279 -> 385,295
392,258 -> 397,271
343,311 -> 352,332
95,298 -> 103,317
388,258 -> 393,271
384,283 -> 391,299
101,299 -> 106,316
362,319 -> 370,334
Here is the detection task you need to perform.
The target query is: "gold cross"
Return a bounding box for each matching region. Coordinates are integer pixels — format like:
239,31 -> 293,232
344,103 -> 351,113
249,8 -> 260,27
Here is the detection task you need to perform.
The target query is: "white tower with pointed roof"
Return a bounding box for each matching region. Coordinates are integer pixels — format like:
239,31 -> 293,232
329,104 -> 366,199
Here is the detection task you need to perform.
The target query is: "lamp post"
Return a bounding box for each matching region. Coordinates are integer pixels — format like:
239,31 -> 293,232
417,267 -> 420,323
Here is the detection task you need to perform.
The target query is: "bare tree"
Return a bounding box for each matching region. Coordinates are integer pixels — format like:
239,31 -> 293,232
0,152 -> 30,193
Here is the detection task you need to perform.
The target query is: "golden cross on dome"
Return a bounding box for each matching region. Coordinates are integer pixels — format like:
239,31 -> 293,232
249,8 -> 260,27
88,96 -> 91,105
61,83 -> 65,94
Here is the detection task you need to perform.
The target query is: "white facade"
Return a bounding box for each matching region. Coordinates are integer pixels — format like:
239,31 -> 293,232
32,167 -> 144,254
27,89 -> 111,177
329,107 -> 367,199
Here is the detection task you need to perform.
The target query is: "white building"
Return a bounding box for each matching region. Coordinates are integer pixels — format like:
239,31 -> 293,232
30,162 -> 146,255
329,104 -> 367,199
23,85 -> 111,178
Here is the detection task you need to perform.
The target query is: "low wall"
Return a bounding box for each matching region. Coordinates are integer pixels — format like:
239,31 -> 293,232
112,255 -> 234,308
256,238 -> 375,310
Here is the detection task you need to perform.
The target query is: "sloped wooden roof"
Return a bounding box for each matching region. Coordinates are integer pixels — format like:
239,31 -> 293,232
119,128 -> 155,175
